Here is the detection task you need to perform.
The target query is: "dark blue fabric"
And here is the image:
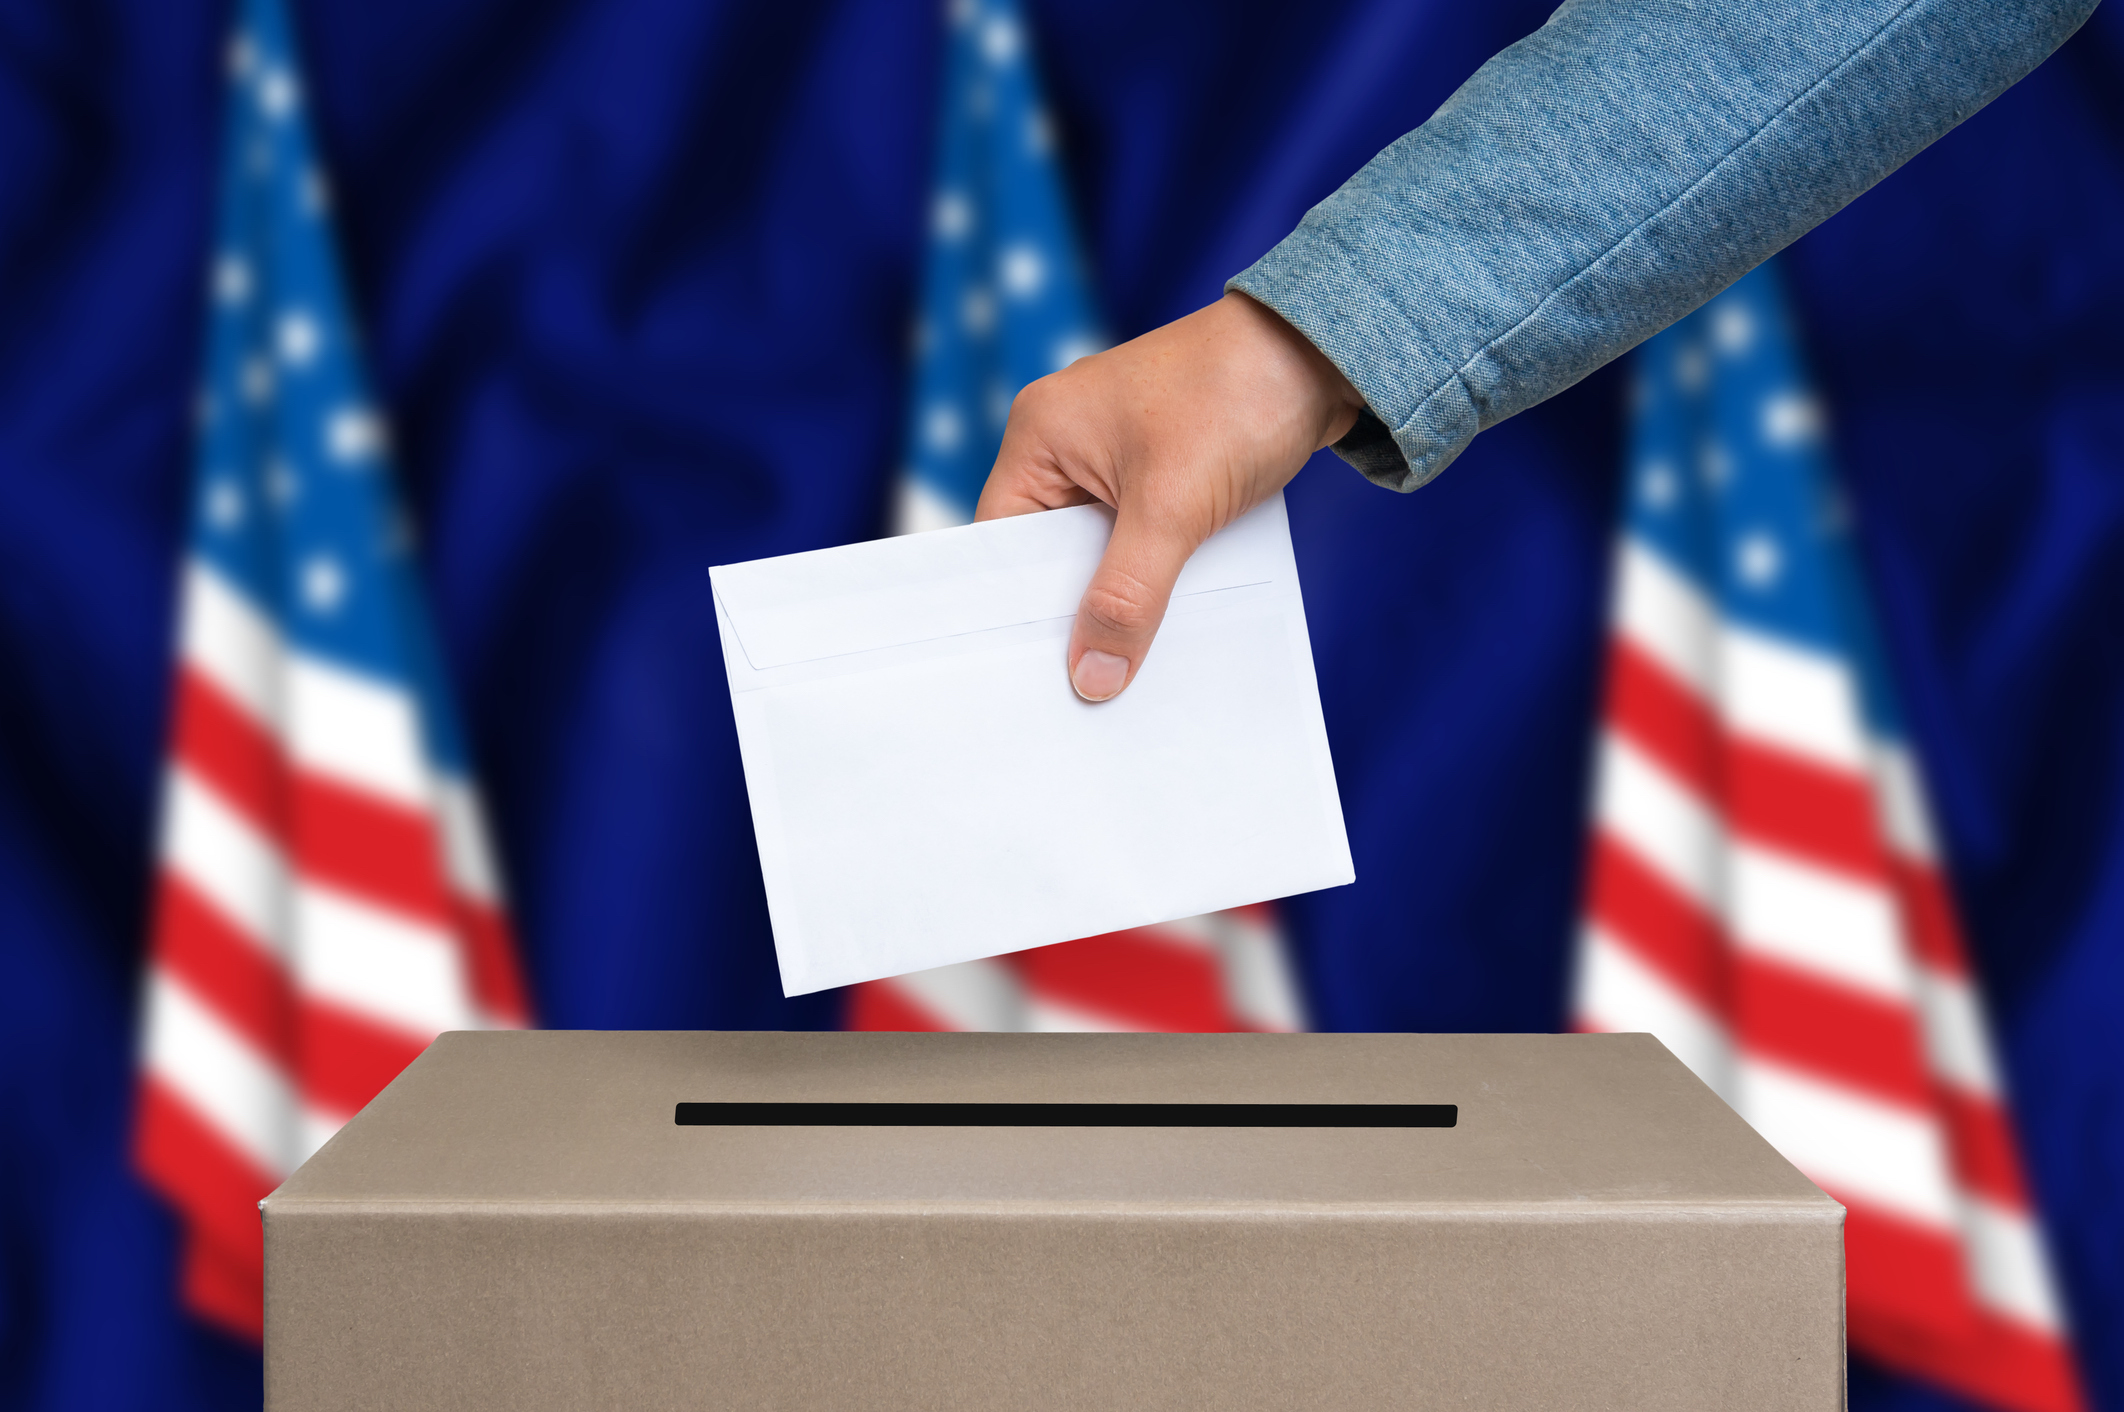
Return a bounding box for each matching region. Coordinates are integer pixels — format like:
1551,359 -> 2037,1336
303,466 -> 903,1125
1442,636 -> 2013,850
0,2 -> 2117,1409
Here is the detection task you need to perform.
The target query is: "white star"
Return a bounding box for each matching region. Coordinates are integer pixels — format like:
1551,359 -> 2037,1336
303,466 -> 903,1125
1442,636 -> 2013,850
1762,392 -> 1824,447
264,457 -> 299,508
1711,302 -> 1755,355
1049,332 -> 1100,372
227,33 -> 256,80
1674,345 -> 1708,392
932,190 -> 972,241
922,403 -> 965,454
1025,108 -> 1054,155
300,554 -> 347,614
258,67 -> 300,120
947,0 -> 977,25
1698,439 -> 1732,489
998,243 -> 1046,300
213,254 -> 252,307
205,479 -> 245,530
1639,459 -> 1678,510
240,355 -> 276,406
325,406 -> 385,465
277,309 -> 322,368
301,167 -> 332,216
980,14 -> 1021,63
1735,531 -> 1782,590
959,286 -> 996,336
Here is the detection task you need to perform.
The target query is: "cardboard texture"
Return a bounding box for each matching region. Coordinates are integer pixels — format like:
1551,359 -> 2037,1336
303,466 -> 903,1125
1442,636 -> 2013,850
264,1032 -> 1845,1411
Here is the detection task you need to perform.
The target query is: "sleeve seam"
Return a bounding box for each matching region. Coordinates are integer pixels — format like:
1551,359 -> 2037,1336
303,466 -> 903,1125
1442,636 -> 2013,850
1389,0 -> 1934,447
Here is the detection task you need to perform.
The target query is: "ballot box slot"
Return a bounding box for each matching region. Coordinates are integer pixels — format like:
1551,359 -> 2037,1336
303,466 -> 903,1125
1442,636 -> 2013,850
673,1102 -> 1456,1127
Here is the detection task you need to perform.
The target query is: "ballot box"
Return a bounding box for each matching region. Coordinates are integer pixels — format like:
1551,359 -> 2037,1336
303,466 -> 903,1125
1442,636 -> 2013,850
264,1031 -> 1844,1411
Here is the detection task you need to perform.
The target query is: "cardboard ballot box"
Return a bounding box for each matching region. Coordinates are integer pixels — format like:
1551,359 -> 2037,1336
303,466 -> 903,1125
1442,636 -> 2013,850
264,1031 -> 1844,1411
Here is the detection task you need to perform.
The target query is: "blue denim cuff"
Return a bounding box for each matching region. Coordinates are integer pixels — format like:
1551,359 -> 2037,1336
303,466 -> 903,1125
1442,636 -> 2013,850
1229,0 -> 2096,495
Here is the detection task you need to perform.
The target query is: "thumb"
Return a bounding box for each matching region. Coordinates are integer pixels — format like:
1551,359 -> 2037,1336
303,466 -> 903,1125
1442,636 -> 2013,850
1068,506 -> 1201,702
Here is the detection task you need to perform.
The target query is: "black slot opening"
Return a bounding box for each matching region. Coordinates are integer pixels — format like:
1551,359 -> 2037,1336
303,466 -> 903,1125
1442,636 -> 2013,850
673,1102 -> 1456,1128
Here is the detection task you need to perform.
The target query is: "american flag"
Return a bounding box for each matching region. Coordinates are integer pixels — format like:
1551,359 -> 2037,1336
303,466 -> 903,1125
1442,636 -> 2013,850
848,0 -> 1307,1035
134,0 -> 529,1341
1574,262 -> 2084,1412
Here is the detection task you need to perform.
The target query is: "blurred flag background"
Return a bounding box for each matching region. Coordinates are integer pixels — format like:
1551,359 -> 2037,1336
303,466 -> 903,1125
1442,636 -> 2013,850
848,0 -> 1307,1037
133,0 -> 529,1345
0,2 -> 2119,1411
1575,263 -> 2082,1412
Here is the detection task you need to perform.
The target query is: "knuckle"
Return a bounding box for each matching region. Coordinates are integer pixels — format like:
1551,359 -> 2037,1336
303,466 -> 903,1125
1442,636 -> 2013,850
1080,574 -> 1158,638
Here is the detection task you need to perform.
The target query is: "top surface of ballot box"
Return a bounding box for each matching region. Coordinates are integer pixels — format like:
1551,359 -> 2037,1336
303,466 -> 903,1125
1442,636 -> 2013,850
265,1031 -> 1845,1411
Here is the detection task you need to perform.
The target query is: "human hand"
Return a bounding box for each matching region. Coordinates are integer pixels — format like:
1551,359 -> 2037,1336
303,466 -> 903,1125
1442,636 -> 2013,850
974,291 -> 1365,701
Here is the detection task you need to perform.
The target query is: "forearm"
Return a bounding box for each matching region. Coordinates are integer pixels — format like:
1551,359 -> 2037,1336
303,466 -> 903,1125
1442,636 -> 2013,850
1230,0 -> 2098,492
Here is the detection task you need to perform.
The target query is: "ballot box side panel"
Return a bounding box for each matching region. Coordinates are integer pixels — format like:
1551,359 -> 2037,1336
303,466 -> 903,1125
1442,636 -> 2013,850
264,1207 -> 1844,1411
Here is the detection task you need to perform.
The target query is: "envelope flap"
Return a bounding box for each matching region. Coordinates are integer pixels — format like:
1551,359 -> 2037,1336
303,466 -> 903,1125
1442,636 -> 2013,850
711,497 -> 1287,670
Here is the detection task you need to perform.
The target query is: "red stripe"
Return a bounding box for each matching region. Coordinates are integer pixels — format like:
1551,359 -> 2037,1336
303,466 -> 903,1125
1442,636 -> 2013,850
1890,855 -> 1970,976
1726,734 -> 1885,883
454,897 -> 533,1027
149,872 -> 296,1070
174,666 -> 457,928
1859,1301 -> 2086,1412
178,1228 -> 265,1343
149,869 -> 442,1119
1606,637 -> 1890,885
1584,830 -> 1726,1017
1733,953 -> 1934,1111
172,668 -> 282,833
1604,638 -> 1718,797
296,999 -> 434,1119
1839,1198 -> 1982,1341
1010,928 -> 1239,1032
1940,1087 -> 2033,1211
845,980 -> 956,1032
292,769 -> 452,923
134,1077 -> 273,1284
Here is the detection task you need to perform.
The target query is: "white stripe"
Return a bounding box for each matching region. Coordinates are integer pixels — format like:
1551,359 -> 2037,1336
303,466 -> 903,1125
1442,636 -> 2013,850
293,883 -> 478,1037
434,776 -> 503,905
285,653 -> 428,808
1615,539 -> 1717,696
1738,1055 -> 1958,1230
1914,964 -> 2002,1098
1730,843 -> 1914,1005
1599,733 -> 1919,1006
1575,925 -> 1736,1105
144,968 -> 297,1177
180,559 -> 435,811
161,769 -> 477,1038
1025,995 -> 1140,1033
181,560 -> 280,727
1209,911 -> 1305,1033
162,768 -> 286,954
891,478 -> 970,536
1720,625 -> 1867,773
1595,731 -> 1720,907
1962,1193 -> 2068,1333
296,1106 -> 351,1169
880,959 -> 1025,1032
1869,739 -> 1939,865
1614,541 -> 1873,776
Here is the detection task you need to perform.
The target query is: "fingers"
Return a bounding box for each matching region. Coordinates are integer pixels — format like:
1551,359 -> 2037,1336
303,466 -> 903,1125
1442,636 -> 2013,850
1068,505 -> 1200,702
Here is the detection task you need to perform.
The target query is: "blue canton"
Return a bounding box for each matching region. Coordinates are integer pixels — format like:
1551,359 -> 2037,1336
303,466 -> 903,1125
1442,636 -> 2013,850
1626,260 -> 1911,741
192,0 -> 473,773
899,0 -> 1104,530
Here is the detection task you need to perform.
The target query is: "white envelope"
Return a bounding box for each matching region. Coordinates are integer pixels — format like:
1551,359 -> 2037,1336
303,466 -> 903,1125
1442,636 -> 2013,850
710,492 -> 1354,997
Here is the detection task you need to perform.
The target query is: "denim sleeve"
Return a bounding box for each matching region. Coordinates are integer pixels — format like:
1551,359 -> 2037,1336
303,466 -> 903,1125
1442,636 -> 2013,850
1229,0 -> 2099,491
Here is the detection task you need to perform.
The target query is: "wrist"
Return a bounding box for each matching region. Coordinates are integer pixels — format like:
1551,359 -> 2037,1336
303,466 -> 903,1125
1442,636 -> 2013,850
1219,289 -> 1366,451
